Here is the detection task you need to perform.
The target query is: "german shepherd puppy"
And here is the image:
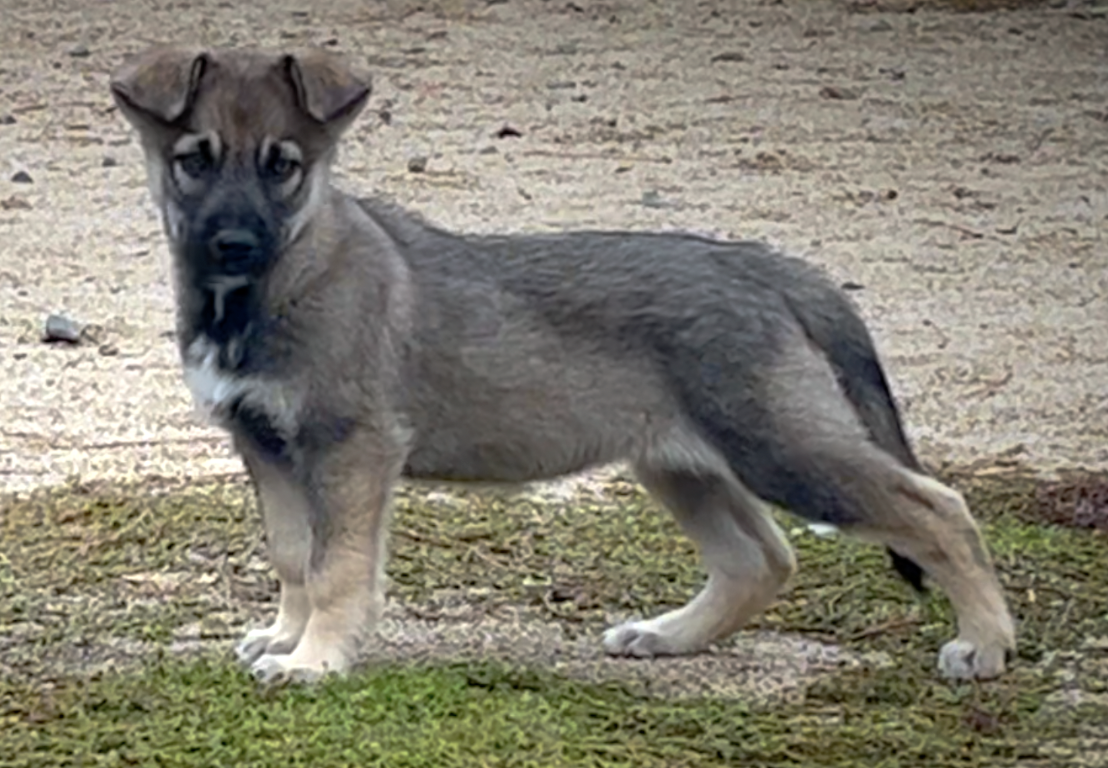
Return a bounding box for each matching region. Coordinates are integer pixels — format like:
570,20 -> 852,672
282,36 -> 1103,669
109,46 -> 1015,684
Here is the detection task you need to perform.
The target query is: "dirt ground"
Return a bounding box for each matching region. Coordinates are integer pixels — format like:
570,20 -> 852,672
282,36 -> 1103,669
2,0 -> 1107,490
1,0 -> 1107,703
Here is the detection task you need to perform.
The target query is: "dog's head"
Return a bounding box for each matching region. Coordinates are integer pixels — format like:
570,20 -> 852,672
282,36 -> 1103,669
110,46 -> 371,280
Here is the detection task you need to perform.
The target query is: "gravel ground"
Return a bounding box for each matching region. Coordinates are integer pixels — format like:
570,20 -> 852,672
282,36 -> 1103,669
0,0 -> 1106,698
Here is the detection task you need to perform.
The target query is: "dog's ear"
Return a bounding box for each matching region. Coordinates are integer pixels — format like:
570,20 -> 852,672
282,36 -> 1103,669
282,49 -> 371,134
110,45 -> 208,128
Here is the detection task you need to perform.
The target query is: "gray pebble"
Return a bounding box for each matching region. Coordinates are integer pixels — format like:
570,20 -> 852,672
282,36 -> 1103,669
407,156 -> 428,173
11,171 -> 32,184
43,314 -> 82,344
641,190 -> 676,209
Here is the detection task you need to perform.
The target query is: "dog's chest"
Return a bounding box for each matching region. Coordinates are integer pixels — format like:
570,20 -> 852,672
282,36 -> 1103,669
182,335 -> 304,464
182,337 -> 249,419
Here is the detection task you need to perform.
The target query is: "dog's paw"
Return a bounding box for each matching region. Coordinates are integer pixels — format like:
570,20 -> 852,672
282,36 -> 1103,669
236,628 -> 277,666
249,649 -> 350,685
938,638 -> 1011,680
249,654 -> 334,685
602,621 -> 695,658
235,626 -> 301,666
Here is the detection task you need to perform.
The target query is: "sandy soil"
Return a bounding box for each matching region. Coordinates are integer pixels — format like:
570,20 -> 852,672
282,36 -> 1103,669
1,0 -> 1106,491
1,0 -> 1106,697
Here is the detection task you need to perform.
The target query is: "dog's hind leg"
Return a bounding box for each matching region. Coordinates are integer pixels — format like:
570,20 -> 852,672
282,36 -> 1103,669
841,458 -> 1016,680
235,455 -> 314,666
603,453 -> 797,658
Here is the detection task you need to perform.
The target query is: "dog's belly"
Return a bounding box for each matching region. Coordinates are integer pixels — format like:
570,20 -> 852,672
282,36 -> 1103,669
401,416 -> 638,483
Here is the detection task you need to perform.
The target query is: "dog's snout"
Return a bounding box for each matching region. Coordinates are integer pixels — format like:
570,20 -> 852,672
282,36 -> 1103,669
210,229 -> 262,272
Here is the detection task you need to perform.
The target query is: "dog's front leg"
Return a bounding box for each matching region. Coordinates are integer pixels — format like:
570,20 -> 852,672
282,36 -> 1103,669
235,453 -> 314,666
248,430 -> 403,684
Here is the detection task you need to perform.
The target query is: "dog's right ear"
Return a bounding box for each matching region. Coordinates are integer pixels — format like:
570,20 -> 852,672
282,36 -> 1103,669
110,46 -> 208,129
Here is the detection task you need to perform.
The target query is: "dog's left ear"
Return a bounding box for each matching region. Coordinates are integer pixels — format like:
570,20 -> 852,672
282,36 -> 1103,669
283,49 -> 371,134
110,45 -> 209,129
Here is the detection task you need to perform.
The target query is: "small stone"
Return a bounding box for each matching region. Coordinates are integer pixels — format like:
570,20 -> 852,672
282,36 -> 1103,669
641,190 -> 676,209
711,51 -> 746,63
570,94 -> 588,103
11,171 -> 33,184
98,343 -> 120,357
69,45 -> 90,57
867,19 -> 893,32
43,314 -> 82,344
495,125 -> 523,139
407,156 -> 428,173
841,281 -> 865,291
0,115 -> 15,125
0,196 -> 31,210
101,155 -> 118,168
819,85 -> 858,100
981,151 -> 1020,165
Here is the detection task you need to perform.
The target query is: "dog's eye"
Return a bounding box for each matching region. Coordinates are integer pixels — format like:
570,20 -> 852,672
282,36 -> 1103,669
174,145 -> 214,180
263,147 -> 301,183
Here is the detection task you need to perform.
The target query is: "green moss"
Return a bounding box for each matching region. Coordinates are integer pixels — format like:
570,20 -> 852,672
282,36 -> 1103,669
2,467 -> 1107,766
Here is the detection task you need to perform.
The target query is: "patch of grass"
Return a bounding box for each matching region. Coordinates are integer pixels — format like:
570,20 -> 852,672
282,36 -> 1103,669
0,653 -> 1102,767
2,467 -> 1108,765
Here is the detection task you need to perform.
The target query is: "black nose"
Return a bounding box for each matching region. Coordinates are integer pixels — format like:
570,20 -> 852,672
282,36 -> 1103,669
209,229 -> 262,272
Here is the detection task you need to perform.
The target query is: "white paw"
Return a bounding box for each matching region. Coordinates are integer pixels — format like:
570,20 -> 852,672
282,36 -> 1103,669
236,625 -> 305,666
236,627 -> 278,665
938,638 -> 1011,680
602,621 -> 699,658
249,651 -> 347,685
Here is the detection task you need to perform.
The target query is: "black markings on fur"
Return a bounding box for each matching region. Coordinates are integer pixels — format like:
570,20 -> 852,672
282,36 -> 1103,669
199,284 -> 255,346
782,292 -> 929,591
889,549 -> 927,593
192,287 -> 288,377
228,397 -> 288,463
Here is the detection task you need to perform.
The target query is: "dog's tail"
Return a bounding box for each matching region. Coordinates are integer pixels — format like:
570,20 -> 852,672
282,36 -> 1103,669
783,289 -> 928,592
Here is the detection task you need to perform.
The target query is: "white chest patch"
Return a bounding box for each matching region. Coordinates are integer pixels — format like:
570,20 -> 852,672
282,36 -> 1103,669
182,338 -> 248,422
181,336 -> 304,437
